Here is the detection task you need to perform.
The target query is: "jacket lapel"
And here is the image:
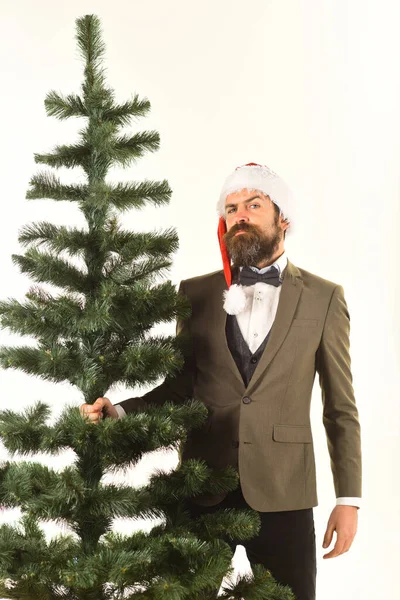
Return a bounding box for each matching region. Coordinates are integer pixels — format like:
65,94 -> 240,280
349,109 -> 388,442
245,259 -> 303,393
213,266 -> 246,389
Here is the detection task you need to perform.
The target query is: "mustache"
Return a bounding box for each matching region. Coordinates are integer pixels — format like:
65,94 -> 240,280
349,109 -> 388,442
225,222 -> 259,237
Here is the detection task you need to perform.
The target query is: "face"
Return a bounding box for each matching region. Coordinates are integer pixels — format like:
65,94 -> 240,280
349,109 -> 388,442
223,189 -> 289,268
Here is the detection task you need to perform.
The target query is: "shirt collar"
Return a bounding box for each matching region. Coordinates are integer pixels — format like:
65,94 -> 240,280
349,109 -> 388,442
239,251 -> 288,281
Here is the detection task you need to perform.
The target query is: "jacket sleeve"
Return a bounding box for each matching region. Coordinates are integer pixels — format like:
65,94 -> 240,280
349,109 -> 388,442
315,284 -> 362,499
115,280 -> 195,413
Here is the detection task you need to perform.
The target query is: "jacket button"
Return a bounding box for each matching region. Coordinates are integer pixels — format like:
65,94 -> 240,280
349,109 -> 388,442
242,396 -> 252,404
232,441 -> 239,448
250,357 -> 257,364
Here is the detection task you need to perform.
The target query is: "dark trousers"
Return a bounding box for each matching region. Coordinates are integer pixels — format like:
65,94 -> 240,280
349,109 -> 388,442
185,483 -> 316,600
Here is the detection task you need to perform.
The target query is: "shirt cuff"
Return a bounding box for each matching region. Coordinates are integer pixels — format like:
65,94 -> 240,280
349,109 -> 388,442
114,404 -> 126,419
336,497 -> 361,508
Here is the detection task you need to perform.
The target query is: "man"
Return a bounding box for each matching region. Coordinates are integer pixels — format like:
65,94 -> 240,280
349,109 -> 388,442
80,163 -> 362,600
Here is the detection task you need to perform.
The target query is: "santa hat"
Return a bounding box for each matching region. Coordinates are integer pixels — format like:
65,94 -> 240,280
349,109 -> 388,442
217,162 -> 293,315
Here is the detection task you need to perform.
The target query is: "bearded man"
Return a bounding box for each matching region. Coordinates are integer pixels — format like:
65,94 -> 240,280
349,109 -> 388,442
80,163 -> 362,600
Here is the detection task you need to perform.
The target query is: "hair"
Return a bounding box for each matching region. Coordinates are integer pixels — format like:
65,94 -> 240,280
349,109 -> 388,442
218,189 -> 289,239
272,200 -> 288,240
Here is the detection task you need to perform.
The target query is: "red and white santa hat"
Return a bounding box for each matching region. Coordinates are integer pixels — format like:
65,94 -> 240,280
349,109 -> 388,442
217,162 -> 294,314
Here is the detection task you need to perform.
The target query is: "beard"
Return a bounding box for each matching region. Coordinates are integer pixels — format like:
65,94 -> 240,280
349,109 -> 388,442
223,220 -> 282,268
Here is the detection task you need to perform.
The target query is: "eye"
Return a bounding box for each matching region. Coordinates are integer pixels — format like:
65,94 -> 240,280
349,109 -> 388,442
250,203 -> 260,209
227,207 -> 236,214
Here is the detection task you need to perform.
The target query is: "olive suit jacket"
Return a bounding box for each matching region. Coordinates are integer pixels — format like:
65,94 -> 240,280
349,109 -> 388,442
118,259 -> 362,512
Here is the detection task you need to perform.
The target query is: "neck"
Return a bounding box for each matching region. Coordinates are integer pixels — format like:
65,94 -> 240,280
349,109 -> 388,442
256,247 -> 285,269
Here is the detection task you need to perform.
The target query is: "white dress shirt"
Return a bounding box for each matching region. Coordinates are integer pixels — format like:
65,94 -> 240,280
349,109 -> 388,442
117,251 -> 361,508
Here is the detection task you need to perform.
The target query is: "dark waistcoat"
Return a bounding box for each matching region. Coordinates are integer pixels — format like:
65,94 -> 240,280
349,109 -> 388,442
225,314 -> 271,388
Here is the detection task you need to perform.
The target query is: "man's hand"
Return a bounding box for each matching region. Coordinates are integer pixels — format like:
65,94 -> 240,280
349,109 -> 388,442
79,397 -> 118,423
322,505 -> 358,559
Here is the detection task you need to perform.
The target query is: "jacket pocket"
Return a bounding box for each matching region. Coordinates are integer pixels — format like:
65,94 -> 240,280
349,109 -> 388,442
291,318 -> 318,327
273,424 -> 313,443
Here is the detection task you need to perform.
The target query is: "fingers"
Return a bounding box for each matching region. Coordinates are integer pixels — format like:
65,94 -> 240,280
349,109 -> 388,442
323,533 -> 347,559
80,397 -> 110,423
93,397 -> 109,410
323,523 -> 335,550
323,509 -> 357,559
323,532 -> 355,558
80,404 -> 102,422
323,530 -> 355,558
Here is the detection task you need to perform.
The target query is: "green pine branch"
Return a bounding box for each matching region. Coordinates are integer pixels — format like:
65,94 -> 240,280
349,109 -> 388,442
18,223 -> 91,255
107,227 -> 179,259
119,336 -> 183,384
0,281 -> 188,343
26,172 -> 86,201
111,131 -> 160,167
106,180 -> 172,211
44,91 -> 87,120
18,223 -> 178,261
34,143 -> 89,170
0,343 -> 74,379
12,249 -> 89,293
106,255 -> 173,285
26,177 -> 172,209
220,563 -> 297,600
101,95 -> 151,125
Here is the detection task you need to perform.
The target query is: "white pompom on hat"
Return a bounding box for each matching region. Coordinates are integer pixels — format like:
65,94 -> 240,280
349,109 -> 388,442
217,162 -> 294,315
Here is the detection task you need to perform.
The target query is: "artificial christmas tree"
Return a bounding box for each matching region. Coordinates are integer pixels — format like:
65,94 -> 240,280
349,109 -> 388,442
0,15 -> 295,600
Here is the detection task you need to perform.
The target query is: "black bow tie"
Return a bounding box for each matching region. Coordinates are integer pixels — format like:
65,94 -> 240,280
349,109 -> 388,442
239,265 -> 282,287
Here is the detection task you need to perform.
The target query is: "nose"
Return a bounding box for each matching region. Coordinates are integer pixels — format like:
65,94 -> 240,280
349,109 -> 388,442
234,209 -> 249,224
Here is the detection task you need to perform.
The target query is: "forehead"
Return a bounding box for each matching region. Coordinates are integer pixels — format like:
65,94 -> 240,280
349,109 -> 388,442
224,189 -> 270,206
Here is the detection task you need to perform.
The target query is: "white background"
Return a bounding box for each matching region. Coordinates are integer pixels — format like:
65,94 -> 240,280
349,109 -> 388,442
0,1 -> 399,598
